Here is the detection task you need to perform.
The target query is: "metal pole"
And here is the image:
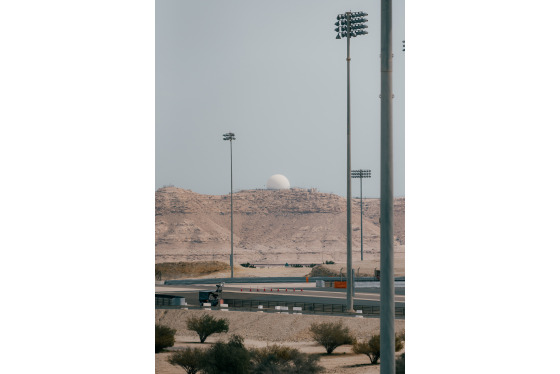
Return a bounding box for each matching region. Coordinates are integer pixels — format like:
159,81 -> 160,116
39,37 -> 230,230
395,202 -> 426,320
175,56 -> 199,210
345,12 -> 354,313
360,175 -> 363,261
352,268 -> 355,296
230,139 -> 234,278
380,0 -> 395,373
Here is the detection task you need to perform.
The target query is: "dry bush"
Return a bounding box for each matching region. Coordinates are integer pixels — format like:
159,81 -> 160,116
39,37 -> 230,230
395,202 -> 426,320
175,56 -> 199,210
309,320 -> 355,354
167,348 -> 206,374
352,332 -> 405,365
155,324 -> 176,353
155,261 -> 229,280
308,264 -> 376,278
187,313 -> 229,343
202,335 -> 251,374
308,265 -> 339,277
251,345 -> 324,374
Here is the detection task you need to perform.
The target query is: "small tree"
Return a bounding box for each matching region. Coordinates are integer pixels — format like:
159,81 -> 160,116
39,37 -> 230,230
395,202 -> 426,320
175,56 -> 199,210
309,320 -> 355,354
187,313 -> 229,343
167,348 -> 206,374
251,344 -> 324,374
352,333 -> 405,364
155,324 -> 176,353
203,334 -> 252,374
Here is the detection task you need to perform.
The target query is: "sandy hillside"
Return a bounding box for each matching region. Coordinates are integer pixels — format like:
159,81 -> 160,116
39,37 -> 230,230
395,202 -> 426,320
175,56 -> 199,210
155,187 -> 406,373
156,258 -> 405,281
156,187 -> 404,265
156,309 -> 405,374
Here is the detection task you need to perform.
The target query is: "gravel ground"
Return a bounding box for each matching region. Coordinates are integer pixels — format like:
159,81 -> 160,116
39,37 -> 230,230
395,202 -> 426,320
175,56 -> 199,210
156,309 -> 405,374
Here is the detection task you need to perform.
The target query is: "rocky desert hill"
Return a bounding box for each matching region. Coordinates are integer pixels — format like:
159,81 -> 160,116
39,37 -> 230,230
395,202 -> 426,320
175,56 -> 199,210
155,187 -> 404,265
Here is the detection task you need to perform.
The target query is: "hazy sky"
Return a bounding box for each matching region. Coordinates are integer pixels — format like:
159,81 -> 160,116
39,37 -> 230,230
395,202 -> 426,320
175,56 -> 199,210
156,0 -> 405,197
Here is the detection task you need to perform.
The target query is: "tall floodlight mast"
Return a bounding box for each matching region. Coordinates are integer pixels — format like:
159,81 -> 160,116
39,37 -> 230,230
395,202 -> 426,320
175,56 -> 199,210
352,169 -> 371,261
334,10 -> 368,313
223,132 -> 236,278
379,1 -> 395,373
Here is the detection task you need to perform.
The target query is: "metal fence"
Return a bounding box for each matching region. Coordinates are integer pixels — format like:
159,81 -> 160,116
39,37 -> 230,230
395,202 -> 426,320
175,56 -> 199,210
223,298 -> 404,316
155,295 -> 404,317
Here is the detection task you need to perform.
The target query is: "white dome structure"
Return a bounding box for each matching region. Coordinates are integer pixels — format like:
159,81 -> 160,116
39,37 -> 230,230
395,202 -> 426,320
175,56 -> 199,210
266,174 -> 290,190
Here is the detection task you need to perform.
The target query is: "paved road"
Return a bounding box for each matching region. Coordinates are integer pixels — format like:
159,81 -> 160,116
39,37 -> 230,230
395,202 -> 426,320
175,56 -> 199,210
156,280 -> 405,308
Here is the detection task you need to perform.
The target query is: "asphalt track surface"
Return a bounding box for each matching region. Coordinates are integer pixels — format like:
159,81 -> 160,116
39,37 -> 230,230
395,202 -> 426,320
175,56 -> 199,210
156,280 -> 405,309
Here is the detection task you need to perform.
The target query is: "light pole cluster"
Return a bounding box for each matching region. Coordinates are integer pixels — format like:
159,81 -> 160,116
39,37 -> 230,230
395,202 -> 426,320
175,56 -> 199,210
352,169 -> 371,261
334,11 -> 369,39
334,10 -> 368,314
222,132 -> 236,278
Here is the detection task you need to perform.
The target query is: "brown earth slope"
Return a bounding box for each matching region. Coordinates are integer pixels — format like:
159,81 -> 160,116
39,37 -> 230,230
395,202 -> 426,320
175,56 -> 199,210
155,187 -> 404,265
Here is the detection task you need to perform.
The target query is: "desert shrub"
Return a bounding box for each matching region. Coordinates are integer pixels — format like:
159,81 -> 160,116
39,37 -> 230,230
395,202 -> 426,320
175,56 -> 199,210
202,335 -> 251,374
396,352 -> 405,374
306,264 -> 317,268
167,348 -> 206,374
187,313 -> 229,343
155,261 -> 229,279
351,333 -> 405,364
155,324 -> 176,353
325,260 -> 335,264
251,345 -> 324,374
290,264 -> 303,268
309,320 -> 355,354
308,265 -> 340,277
241,262 -> 251,268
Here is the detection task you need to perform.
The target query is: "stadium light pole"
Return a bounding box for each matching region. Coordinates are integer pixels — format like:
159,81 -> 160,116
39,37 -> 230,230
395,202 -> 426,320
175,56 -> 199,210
380,1 -> 395,373
352,169 -> 371,261
334,10 -> 368,313
223,132 -> 236,278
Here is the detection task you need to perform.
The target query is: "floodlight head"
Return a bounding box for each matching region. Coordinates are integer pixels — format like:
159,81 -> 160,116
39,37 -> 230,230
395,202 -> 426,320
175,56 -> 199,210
223,132 -> 235,141
350,17 -> 367,24
336,33 -> 341,39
